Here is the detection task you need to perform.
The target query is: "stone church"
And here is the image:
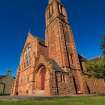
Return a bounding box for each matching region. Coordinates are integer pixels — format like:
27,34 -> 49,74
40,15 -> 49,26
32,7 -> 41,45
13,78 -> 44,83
0,71 -> 14,95
11,0 -> 105,96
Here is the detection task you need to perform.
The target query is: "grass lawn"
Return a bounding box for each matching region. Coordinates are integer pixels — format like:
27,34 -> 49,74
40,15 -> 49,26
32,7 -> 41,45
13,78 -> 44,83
0,96 -> 105,105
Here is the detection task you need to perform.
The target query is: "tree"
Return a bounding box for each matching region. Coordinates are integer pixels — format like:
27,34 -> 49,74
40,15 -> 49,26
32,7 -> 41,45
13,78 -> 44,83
86,59 -> 105,79
85,35 -> 105,79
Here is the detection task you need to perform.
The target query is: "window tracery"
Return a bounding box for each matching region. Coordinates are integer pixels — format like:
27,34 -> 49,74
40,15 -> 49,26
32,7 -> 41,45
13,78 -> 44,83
24,44 -> 31,68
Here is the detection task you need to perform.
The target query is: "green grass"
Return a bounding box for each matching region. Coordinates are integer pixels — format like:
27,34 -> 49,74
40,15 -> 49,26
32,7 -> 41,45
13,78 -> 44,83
0,96 -> 105,105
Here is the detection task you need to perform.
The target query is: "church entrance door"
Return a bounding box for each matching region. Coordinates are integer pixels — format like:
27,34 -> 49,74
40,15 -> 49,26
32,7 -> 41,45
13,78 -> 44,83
36,65 -> 46,96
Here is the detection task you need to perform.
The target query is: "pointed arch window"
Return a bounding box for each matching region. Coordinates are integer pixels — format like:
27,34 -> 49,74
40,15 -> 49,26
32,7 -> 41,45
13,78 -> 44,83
24,44 -> 31,68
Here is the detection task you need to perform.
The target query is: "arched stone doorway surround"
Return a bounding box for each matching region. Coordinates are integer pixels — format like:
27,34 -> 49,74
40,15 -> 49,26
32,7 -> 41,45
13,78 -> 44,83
32,55 -> 53,96
36,65 -> 46,90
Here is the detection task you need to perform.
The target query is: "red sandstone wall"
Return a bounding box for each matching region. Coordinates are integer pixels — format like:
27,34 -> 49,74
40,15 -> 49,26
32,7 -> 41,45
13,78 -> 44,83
85,78 -> 105,94
39,44 -> 48,57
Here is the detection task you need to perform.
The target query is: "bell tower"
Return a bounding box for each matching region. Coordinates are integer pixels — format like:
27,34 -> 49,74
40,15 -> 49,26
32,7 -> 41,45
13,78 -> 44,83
45,0 -> 69,68
45,0 -> 84,94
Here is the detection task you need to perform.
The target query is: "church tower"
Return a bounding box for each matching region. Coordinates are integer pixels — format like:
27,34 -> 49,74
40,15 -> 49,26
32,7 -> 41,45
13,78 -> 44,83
45,0 -> 84,94
11,0 -> 105,96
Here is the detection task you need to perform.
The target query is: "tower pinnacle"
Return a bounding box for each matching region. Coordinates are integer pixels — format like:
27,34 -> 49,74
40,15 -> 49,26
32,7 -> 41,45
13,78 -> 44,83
49,0 -> 60,4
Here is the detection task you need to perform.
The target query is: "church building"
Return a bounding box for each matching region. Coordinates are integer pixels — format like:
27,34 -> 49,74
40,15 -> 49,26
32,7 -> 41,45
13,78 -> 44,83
11,0 -> 105,96
0,71 -> 14,95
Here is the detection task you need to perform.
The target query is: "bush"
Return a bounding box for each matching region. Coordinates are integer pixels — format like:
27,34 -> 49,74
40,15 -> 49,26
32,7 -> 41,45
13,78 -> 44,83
86,59 -> 105,79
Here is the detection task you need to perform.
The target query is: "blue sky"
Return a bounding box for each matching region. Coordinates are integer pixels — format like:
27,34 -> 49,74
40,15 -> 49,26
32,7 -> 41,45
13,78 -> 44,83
0,0 -> 105,76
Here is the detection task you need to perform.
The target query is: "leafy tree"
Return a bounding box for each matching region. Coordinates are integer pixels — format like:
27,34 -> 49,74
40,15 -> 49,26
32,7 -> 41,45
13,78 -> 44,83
85,59 -> 105,79
85,35 -> 105,79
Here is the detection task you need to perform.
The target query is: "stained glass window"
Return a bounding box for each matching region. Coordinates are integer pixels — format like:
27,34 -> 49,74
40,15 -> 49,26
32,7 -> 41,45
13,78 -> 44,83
24,44 -> 31,68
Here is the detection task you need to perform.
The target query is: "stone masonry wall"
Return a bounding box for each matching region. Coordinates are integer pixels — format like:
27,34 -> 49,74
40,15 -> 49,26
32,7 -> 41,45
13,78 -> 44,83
84,77 -> 105,94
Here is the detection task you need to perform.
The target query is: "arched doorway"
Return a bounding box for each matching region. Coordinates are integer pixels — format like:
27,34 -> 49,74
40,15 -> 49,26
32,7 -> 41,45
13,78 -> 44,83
39,65 -> 46,90
36,65 -> 46,91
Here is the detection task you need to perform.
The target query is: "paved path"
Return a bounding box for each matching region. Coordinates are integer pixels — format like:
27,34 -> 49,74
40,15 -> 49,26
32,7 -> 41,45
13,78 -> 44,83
0,94 -> 104,101
0,95 -> 86,101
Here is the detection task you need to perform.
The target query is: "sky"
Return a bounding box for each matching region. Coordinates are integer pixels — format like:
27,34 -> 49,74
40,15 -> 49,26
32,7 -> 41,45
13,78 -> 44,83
0,0 -> 105,76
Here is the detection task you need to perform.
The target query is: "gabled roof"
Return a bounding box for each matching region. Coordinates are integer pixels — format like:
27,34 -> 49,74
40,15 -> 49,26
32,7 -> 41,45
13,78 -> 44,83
32,33 -> 46,47
23,32 -> 46,49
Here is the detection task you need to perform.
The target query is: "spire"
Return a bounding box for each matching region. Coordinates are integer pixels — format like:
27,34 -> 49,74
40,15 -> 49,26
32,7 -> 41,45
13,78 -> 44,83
49,0 -> 61,4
